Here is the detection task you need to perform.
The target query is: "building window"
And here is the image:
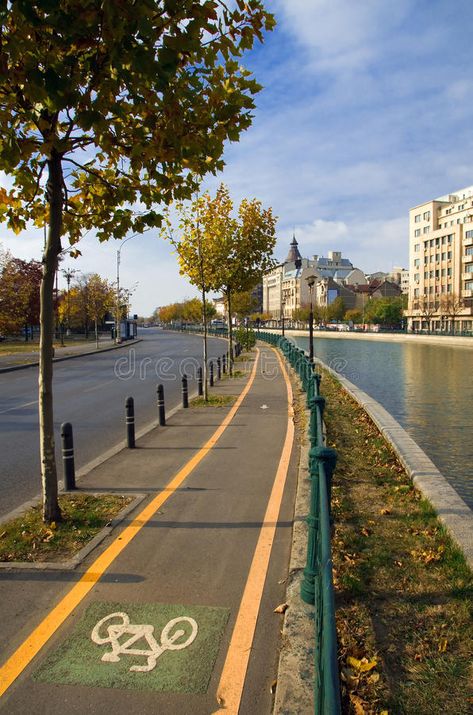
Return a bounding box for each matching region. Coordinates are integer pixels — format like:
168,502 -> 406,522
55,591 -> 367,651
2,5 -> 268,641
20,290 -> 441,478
414,214 -> 421,222
429,270 -> 434,278
424,271 -> 428,279
447,267 -> 452,276
466,247 -> 473,255
414,273 -> 420,281
448,234 -> 454,242
435,270 -> 439,278
414,288 -> 419,297
441,252 -> 446,260
442,236 -> 446,244
423,211 -> 430,220
435,237 -> 440,246
423,226 -> 430,234
447,251 -> 452,259
441,269 -> 446,277
465,264 -> 473,273
466,280 -> 473,290
435,254 -> 440,262
414,229 -> 421,237
414,243 -> 420,252
414,258 -> 420,268
447,284 -> 452,293
424,256 -> 428,264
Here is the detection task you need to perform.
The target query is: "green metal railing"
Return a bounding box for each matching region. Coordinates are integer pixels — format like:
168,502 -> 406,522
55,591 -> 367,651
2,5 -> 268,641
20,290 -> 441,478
258,331 -> 342,715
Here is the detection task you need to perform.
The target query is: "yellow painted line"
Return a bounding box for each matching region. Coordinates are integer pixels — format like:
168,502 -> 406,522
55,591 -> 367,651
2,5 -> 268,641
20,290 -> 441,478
0,350 -> 260,699
213,348 -> 294,714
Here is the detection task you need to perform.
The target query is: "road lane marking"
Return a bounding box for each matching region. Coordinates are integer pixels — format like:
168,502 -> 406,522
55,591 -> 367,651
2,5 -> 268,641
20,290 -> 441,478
213,348 -> 294,714
0,349 -> 260,699
0,400 -> 38,415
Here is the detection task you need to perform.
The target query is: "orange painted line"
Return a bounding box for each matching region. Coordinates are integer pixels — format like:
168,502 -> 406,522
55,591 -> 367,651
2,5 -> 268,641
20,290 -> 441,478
0,350 -> 260,699
213,348 -> 294,714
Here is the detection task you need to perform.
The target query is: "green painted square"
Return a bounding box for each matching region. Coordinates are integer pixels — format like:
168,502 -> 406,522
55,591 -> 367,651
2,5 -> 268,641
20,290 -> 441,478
33,601 -> 230,693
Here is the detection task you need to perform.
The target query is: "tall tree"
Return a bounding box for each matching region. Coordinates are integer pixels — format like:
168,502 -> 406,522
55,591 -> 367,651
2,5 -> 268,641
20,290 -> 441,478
0,1 -> 274,522
0,257 -> 42,337
440,293 -> 464,334
174,184 -> 276,371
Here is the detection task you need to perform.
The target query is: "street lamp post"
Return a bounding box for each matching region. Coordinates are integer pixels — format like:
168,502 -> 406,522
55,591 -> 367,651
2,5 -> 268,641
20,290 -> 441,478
305,275 -> 315,362
281,299 -> 286,337
62,268 -> 77,337
116,235 -> 138,343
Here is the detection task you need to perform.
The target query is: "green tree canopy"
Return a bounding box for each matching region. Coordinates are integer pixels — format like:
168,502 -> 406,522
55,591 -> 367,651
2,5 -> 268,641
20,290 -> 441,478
0,0 -> 274,522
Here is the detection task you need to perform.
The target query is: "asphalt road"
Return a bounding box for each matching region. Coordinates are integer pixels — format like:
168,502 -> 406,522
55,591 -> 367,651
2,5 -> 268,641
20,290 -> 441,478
0,329 -> 227,519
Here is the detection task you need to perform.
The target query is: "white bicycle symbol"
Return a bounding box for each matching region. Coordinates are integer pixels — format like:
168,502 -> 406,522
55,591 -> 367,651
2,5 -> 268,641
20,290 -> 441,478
91,611 -> 198,673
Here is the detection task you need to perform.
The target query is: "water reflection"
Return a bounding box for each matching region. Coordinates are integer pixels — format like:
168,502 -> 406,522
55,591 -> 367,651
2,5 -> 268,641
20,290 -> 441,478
294,336 -> 473,508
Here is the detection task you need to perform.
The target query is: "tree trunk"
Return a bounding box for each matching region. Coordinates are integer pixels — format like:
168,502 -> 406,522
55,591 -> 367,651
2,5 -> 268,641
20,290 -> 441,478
202,287 -> 208,401
40,149 -> 63,524
227,289 -> 233,375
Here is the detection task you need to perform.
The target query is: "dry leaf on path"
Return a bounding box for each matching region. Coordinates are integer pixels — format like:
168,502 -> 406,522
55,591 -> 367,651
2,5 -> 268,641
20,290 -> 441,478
273,603 -> 288,614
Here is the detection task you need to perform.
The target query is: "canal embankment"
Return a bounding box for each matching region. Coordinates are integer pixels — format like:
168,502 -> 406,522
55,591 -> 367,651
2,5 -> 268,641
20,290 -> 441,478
280,328 -> 473,349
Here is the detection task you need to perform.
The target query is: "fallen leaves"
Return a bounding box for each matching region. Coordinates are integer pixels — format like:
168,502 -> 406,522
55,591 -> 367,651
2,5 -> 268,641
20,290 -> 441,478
273,602 -> 288,614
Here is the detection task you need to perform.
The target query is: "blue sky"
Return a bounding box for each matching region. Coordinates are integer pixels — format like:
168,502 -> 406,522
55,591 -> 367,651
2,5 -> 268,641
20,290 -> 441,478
3,0 -> 473,315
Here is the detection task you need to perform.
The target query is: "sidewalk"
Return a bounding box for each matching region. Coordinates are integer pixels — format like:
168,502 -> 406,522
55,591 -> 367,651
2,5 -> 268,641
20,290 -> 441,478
0,345 -> 303,715
0,337 -> 142,372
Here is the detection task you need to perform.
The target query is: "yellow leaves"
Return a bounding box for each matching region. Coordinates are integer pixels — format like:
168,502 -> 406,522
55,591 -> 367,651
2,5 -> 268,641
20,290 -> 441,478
380,508 -> 391,515
438,637 -> 448,652
347,656 -> 378,673
410,545 -> 444,565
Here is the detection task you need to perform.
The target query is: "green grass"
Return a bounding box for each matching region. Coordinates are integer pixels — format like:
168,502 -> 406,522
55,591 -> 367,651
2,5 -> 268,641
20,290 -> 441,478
190,394 -> 236,408
0,494 -> 132,562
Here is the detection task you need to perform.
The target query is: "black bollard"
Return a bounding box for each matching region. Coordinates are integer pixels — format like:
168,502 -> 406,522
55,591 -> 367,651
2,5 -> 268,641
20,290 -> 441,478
125,396 -> 135,448
197,366 -> 203,396
209,361 -> 214,386
222,354 -> 227,374
157,384 -> 166,426
61,422 -> 76,490
182,374 -> 189,408
217,357 -> 221,380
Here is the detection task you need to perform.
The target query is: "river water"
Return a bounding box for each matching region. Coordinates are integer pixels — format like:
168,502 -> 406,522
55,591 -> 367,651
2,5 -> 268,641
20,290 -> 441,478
292,335 -> 473,510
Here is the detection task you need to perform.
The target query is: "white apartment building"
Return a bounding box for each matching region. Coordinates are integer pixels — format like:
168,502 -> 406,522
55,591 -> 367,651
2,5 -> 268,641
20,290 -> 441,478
406,185 -> 473,332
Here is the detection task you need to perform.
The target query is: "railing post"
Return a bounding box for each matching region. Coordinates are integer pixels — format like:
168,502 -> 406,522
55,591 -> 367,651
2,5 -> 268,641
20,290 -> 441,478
157,384 -> 166,426
222,354 -> 227,374
300,445 -> 320,604
61,422 -> 76,490
125,396 -> 135,448
197,366 -> 203,396
217,357 -> 221,380
182,374 -> 189,408
316,446 -> 338,521
209,361 -> 214,387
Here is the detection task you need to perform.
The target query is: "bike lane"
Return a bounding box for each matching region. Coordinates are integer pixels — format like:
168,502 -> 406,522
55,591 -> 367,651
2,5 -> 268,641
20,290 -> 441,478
0,346 -> 297,715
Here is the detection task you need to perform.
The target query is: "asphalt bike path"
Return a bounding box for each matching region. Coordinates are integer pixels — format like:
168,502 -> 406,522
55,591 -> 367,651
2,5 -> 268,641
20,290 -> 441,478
0,345 -> 298,715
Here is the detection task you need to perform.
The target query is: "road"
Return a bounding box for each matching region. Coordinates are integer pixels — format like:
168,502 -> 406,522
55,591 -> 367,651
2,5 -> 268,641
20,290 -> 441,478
0,329 -> 227,519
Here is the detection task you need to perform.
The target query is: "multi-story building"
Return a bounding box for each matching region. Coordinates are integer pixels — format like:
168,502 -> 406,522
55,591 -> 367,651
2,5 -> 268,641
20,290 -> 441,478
262,237 -> 363,319
388,267 -> 410,294
406,186 -> 473,332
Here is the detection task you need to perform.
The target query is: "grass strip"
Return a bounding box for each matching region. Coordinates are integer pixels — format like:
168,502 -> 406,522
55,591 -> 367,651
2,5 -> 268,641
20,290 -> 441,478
190,395 -> 237,408
319,370 -> 473,715
0,494 -> 132,563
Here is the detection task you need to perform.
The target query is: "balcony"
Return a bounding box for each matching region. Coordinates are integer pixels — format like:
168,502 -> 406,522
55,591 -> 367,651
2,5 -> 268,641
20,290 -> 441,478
464,235 -> 473,246
462,289 -> 473,298
462,253 -> 473,263
462,273 -> 473,281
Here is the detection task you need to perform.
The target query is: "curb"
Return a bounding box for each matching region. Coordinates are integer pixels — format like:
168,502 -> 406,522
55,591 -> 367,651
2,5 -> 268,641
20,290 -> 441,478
274,439 -> 314,715
0,338 -> 142,374
322,361 -> 473,571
